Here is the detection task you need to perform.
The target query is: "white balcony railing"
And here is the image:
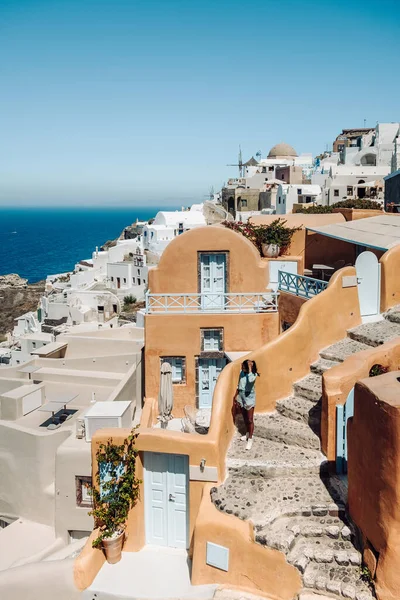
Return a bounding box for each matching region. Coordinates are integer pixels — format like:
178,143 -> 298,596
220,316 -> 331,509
145,291 -> 278,314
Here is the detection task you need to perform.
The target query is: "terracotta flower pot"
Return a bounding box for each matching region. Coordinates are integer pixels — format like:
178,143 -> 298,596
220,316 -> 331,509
102,530 -> 125,564
262,243 -> 280,258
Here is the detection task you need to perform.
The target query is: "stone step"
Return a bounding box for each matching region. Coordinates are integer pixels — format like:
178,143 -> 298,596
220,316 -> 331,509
384,304 -> 400,324
257,514 -> 352,553
347,320 -> 400,347
226,433 -> 327,478
293,374 -> 323,402
276,395 -> 321,426
211,473 -> 347,530
254,412 -> 321,450
287,538 -> 362,571
311,358 -> 340,375
302,562 -> 375,599
320,338 -> 370,363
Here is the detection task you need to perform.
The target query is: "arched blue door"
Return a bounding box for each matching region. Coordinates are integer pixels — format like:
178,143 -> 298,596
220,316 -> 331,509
355,251 -> 380,317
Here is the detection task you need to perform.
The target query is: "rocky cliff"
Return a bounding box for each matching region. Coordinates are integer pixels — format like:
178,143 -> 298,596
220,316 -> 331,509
0,274 -> 45,337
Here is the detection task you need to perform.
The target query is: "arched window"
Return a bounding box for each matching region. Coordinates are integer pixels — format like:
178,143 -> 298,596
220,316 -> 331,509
360,153 -> 376,166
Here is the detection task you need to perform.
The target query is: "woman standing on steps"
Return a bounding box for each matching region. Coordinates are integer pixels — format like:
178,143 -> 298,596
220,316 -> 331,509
232,359 -> 260,451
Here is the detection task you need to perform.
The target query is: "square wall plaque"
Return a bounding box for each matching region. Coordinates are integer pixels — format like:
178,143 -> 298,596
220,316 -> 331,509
206,541 -> 229,571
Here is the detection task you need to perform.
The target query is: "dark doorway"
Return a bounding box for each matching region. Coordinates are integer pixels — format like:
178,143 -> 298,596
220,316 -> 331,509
357,180 -> 366,199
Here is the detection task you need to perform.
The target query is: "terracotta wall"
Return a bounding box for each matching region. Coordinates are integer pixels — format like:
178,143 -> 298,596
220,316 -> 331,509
322,338 -> 400,461
333,208 -> 383,221
250,213 -> 356,270
191,483 -> 302,600
380,244 -> 400,311
144,312 -> 280,414
74,420 -> 224,590
149,225 -> 269,293
304,232 -> 356,270
278,292 -> 307,329
75,351 -> 244,590
348,372 -> 400,600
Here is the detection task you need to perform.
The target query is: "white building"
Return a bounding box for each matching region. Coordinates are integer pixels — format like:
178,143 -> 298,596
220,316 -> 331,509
276,184 -> 322,214
244,143 -> 313,182
0,325 -> 144,585
312,122 -> 400,205
69,238 -> 146,297
0,312 -> 55,367
10,332 -> 55,366
42,288 -> 121,327
41,239 -> 148,335
320,166 -> 386,206
107,246 -> 148,299
142,205 -> 206,256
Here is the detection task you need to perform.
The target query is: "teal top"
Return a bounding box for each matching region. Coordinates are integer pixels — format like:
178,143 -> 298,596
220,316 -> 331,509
237,370 -> 257,409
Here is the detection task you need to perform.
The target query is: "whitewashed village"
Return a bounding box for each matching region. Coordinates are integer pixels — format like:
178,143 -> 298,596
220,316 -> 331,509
2,122 -> 400,600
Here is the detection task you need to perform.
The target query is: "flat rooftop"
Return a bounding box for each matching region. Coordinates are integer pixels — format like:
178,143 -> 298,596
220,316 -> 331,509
307,215 -> 400,252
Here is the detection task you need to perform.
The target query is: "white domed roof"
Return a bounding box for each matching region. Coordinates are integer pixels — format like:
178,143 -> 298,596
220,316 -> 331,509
268,143 -> 298,158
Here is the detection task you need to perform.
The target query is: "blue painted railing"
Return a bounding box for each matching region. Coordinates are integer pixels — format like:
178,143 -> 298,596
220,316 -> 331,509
278,271 -> 328,300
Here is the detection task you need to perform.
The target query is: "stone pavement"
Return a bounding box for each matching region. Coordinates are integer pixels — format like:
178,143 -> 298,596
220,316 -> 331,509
211,307 -> 400,599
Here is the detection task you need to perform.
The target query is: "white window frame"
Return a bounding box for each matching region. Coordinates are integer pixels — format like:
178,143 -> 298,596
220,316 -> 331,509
202,328 -> 223,351
161,357 -> 186,384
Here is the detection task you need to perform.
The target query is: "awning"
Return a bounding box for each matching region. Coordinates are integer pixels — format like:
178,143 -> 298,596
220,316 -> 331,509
31,341 -> 68,356
306,215 -> 400,252
225,351 -> 250,362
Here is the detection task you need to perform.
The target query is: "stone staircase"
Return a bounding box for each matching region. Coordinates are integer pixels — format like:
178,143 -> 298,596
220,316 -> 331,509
212,308 -> 400,599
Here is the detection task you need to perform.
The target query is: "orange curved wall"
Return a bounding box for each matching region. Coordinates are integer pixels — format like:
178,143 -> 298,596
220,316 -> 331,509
322,338 -> 400,461
236,267 -> 361,413
380,244 -> 400,312
191,483 -> 302,600
348,372 -> 400,600
149,225 -> 269,293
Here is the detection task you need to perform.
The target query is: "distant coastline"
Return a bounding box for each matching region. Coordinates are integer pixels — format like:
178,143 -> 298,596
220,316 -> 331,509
0,206 -> 176,283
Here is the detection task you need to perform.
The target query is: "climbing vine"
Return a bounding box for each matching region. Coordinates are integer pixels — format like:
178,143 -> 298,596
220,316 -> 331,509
89,428 -> 141,548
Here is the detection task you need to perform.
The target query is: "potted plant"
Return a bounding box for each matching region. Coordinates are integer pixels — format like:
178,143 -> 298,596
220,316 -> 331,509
256,218 -> 302,257
222,219 -> 301,257
89,429 -> 141,564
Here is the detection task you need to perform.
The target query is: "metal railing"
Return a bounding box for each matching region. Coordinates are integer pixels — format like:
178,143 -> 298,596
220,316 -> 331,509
145,291 -> 278,314
278,271 -> 328,299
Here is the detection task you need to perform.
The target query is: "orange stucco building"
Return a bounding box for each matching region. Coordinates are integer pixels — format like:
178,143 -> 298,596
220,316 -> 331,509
144,225 -> 298,416
75,214 -> 400,600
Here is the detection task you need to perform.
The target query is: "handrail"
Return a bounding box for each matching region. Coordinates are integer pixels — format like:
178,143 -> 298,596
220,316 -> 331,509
278,270 -> 328,299
145,291 -> 278,314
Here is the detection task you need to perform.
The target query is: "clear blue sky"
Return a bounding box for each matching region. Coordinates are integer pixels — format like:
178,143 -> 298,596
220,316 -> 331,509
0,0 -> 399,207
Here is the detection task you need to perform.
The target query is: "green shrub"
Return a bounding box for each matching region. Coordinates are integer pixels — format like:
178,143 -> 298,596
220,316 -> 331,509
123,295 -> 137,306
369,364 -> 389,377
295,205 -> 334,214
332,198 -> 383,210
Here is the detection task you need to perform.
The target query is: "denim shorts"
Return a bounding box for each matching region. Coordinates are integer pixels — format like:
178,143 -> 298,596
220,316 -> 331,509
236,392 -> 256,410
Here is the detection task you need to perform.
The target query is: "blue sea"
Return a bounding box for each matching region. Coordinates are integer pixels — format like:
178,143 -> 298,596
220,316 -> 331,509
0,206 -> 172,283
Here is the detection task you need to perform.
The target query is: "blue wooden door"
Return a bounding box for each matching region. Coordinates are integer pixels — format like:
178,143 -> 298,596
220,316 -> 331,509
355,251 -> 380,317
199,358 -> 226,408
200,253 -> 226,310
336,387 -> 354,474
144,452 -> 189,549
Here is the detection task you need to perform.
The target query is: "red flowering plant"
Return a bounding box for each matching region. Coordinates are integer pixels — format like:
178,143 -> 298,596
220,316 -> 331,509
222,219 -> 301,256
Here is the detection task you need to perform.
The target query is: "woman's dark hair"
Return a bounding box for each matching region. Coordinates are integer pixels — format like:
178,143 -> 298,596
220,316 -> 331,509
241,359 -> 260,377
